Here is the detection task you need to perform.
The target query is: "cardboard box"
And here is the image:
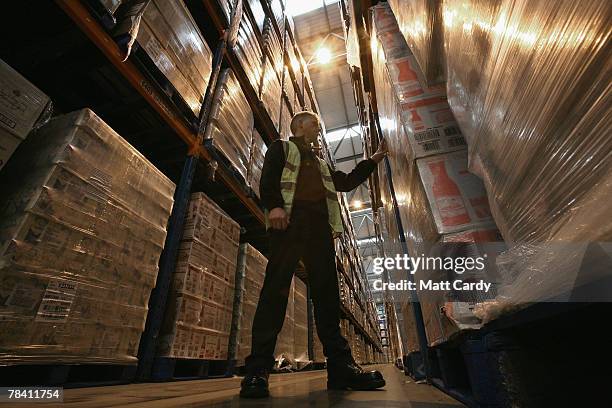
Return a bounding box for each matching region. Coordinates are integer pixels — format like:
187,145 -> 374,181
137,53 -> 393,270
416,150 -> 494,234
0,131 -> 21,170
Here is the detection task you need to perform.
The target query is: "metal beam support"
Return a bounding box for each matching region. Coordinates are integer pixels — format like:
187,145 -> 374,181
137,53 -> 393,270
374,115 -> 432,380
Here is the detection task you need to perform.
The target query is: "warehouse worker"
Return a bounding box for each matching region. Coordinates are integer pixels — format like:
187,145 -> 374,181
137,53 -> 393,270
241,111 -> 389,398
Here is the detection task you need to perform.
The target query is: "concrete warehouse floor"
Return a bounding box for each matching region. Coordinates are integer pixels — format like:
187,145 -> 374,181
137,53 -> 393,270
14,364 -> 463,407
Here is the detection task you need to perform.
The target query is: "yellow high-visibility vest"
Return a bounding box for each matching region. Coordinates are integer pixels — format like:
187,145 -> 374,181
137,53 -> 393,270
264,140 -> 344,236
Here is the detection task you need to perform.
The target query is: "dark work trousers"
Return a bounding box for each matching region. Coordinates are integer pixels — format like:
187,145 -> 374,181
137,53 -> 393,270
245,206 -> 353,371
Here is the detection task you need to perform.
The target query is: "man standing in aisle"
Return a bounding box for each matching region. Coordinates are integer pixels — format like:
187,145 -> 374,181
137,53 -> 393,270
241,111 -> 389,398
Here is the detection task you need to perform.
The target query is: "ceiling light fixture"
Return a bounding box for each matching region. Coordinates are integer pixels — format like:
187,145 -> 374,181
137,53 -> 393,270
315,47 -> 332,64
353,200 -> 363,209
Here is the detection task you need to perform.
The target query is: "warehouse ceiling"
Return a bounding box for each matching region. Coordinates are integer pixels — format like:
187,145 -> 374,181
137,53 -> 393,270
291,1 -> 380,283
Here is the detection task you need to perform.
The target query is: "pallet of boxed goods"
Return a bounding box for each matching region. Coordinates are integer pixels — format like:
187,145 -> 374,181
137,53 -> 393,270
293,278 -> 309,367
372,3 -> 503,346
204,68 -> 255,184
259,54 -> 283,132
442,0 -> 612,320
247,128 -> 267,198
132,0 -> 213,118
232,243 -> 267,368
274,277 -> 295,369
0,108 -> 175,383
308,299 -> 326,366
0,60 -> 52,171
388,0 -> 445,85
154,192 -> 240,380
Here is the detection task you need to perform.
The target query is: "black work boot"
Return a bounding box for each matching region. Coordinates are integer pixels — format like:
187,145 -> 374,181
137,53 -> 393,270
327,361 -> 386,390
240,368 -> 270,398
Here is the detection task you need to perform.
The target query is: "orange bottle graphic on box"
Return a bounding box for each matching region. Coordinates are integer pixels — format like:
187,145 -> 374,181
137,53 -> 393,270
428,161 -> 470,226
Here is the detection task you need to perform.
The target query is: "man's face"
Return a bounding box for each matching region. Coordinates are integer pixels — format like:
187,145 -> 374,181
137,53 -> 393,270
300,117 -> 321,144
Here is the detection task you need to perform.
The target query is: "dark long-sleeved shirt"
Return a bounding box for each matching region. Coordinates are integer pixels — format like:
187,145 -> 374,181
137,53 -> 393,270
260,136 -> 376,214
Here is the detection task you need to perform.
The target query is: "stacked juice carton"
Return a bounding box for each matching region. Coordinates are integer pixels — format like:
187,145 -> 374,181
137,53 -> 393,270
372,3 -> 502,346
158,192 -> 240,360
0,109 -> 175,364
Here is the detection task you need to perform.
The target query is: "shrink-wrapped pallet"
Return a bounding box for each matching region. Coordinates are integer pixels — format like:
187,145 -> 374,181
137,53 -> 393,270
138,0 -> 213,116
260,57 -> 282,131
443,0 -> 612,318
248,129 -> 267,198
388,0 -> 445,85
263,18 -> 284,83
158,193 -> 239,360
274,277 -> 294,362
309,300 -> 325,363
279,98 -> 292,140
371,3 -> 463,160
205,69 -> 254,182
234,1 -> 265,94
235,244 -> 267,366
293,278 -> 308,362
0,109 -> 175,364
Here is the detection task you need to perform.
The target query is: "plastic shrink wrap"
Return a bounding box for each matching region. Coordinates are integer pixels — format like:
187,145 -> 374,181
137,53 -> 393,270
138,0 -> 213,116
293,278 -> 308,363
279,98 -> 292,140
235,244 -> 267,366
388,0 -> 445,85
0,109 -> 175,364
0,60 -> 52,171
443,0 -> 612,320
260,56 -> 282,131
274,277 -> 295,363
263,18 -> 284,84
371,3 -> 463,160
158,193 -> 240,360
308,299 -> 325,363
372,4 -> 500,344
234,0 -> 265,95
248,129 -> 267,198
205,69 -> 254,182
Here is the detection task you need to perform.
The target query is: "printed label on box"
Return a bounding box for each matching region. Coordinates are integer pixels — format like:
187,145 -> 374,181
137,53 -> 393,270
35,278 -> 78,323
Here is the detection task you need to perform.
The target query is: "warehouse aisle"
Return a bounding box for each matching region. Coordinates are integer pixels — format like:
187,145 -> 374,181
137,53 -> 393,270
21,365 -> 462,407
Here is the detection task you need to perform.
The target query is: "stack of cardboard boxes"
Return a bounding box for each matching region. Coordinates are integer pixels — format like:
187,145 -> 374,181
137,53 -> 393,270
235,244 -> 267,366
0,60 -> 51,171
372,3 -> 500,347
0,109 -> 175,364
158,193 -> 240,360
293,278 -> 308,363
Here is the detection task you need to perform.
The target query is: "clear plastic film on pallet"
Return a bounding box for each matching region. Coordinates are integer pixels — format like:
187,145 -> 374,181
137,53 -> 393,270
274,277 -> 295,366
260,55 -> 282,131
268,0 -> 285,36
0,109 -> 175,364
136,0 -> 213,116
233,0 -> 265,94
308,300 -> 325,363
279,98 -> 292,140
442,0 -> 612,321
158,193 -> 240,360
372,5 -> 504,344
388,0 -> 445,85
247,128 -> 267,198
283,65 -> 296,114
293,278 -> 309,363
235,244 -> 267,366
263,18 -> 284,83
205,69 -> 254,182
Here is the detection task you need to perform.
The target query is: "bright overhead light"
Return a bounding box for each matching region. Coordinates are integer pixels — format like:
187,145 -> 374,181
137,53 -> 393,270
315,47 -> 332,64
353,200 -> 363,209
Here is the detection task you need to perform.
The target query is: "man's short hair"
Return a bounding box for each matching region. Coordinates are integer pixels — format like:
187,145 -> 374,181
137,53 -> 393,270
290,111 -> 320,135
